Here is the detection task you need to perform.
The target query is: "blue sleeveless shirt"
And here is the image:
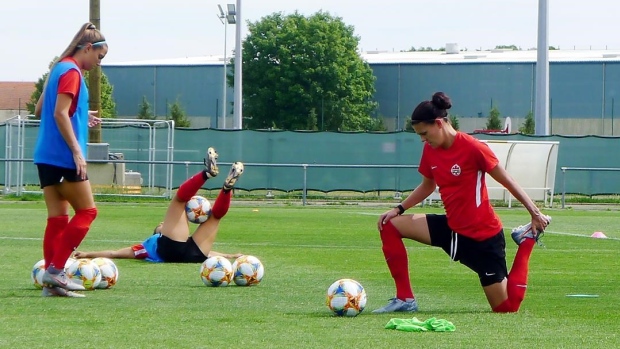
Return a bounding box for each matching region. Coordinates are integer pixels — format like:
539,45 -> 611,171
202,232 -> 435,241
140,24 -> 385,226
141,233 -> 164,263
33,61 -> 89,169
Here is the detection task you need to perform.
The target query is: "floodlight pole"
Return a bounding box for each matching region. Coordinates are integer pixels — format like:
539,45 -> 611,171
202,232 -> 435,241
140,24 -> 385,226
218,11 -> 228,129
223,18 -> 229,130
218,4 -> 236,129
233,0 -> 243,130
534,0 -> 550,135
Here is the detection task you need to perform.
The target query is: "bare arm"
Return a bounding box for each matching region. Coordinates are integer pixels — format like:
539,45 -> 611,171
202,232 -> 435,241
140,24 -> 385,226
377,176 -> 437,230
208,251 -> 243,259
74,247 -> 136,259
400,176 -> 437,211
54,93 -> 87,178
54,93 -> 81,152
488,165 -> 549,232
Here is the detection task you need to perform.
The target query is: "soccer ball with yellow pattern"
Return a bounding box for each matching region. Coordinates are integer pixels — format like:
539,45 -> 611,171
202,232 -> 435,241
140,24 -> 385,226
92,257 -> 119,289
31,258 -> 78,289
31,259 -> 46,289
326,279 -> 367,317
185,196 -> 212,224
66,258 -> 102,290
200,256 -> 233,287
232,255 -> 264,286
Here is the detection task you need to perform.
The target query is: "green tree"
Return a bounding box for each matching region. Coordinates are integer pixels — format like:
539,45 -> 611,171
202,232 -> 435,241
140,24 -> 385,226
519,110 -> 535,134
235,11 -> 377,131
405,118 -> 412,131
449,114 -> 460,131
26,77 -> 46,116
26,58 -> 116,118
486,106 -> 503,130
26,59 -> 55,116
307,108 -> 318,131
137,96 -> 153,120
364,116 -> 386,131
168,99 -> 191,128
85,70 -> 116,118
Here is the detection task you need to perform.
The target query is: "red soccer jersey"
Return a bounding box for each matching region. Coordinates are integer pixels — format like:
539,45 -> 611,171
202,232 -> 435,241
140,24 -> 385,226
418,132 -> 502,240
56,57 -> 82,116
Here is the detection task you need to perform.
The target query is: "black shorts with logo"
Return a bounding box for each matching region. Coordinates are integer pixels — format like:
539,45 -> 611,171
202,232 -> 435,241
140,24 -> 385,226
37,163 -> 87,188
426,214 -> 507,286
156,235 -> 209,263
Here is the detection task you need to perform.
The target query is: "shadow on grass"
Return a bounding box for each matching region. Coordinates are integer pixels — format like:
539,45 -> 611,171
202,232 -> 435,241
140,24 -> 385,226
0,288 -> 45,298
285,308 -> 491,319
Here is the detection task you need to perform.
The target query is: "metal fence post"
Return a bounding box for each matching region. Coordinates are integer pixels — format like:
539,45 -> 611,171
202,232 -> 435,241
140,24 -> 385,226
302,164 -> 308,206
561,167 -> 566,209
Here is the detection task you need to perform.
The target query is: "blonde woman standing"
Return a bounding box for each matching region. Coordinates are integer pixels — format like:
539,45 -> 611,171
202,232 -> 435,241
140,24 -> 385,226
34,23 -> 108,297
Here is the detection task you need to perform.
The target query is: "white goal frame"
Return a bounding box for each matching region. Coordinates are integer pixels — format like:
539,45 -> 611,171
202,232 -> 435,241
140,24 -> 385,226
483,140 -> 559,207
3,115 -> 175,198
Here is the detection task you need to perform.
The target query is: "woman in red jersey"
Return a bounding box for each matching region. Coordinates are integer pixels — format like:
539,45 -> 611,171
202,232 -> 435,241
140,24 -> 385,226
33,23 -> 107,297
373,92 -> 550,314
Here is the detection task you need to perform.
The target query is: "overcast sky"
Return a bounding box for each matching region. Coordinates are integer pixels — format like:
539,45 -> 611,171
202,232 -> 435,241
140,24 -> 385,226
1,0 -> 619,81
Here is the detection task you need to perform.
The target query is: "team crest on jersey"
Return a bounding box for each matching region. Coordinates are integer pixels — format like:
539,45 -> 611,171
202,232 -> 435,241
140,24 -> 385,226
451,164 -> 461,176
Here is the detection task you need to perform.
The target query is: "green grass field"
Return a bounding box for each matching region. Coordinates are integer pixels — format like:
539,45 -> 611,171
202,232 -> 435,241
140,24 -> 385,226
0,202 -> 618,349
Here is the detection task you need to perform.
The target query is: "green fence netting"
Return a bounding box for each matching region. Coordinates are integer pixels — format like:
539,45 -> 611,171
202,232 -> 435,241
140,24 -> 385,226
2,124 -> 620,195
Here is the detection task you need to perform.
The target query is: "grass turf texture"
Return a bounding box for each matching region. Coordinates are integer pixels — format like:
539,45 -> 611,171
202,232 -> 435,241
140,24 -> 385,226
0,202 -> 618,348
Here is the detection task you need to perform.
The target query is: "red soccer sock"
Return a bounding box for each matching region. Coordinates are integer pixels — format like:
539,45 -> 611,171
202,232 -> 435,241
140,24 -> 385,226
379,221 -> 414,300
494,238 -> 536,313
176,171 -> 208,202
493,299 -> 515,313
50,208 -> 98,270
210,189 -> 231,219
43,215 -> 69,269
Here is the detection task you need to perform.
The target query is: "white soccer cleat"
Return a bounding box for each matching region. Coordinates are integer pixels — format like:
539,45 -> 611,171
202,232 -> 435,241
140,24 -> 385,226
511,215 -> 552,246
203,147 -> 219,178
224,162 -> 244,190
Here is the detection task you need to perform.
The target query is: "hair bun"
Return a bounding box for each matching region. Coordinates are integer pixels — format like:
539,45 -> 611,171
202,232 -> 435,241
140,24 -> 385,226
431,92 -> 452,110
87,23 -> 97,30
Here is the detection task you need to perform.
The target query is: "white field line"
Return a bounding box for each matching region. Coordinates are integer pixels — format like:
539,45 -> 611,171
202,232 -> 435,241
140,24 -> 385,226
347,211 -> 620,241
1,232 -> 618,254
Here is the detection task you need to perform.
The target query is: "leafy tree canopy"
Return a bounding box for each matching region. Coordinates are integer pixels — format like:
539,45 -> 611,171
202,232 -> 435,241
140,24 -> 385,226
236,11 -> 379,131
486,106 -> 503,130
519,110 -> 535,134
168,98 -> 190,128
449,114 -> 460,131
137,95 -> 153,120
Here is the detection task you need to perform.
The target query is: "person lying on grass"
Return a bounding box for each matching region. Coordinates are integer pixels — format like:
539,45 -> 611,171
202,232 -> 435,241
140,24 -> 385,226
76,147 -> 244,263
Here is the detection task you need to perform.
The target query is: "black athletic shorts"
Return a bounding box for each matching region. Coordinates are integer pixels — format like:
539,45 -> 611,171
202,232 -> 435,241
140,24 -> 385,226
156,235 -> 209,263
37,163 -> 88,188
426,214 -> 507,287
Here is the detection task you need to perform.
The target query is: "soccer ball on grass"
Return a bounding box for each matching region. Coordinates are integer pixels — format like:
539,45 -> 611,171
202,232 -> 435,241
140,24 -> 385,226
232,255 -> 264,286
326,279 -> 367,317
31,259 -> 46,289
32,258 -> 80,289
92,257 -> 119,289
200,256 -> 233,287
66,258 -> 102,290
